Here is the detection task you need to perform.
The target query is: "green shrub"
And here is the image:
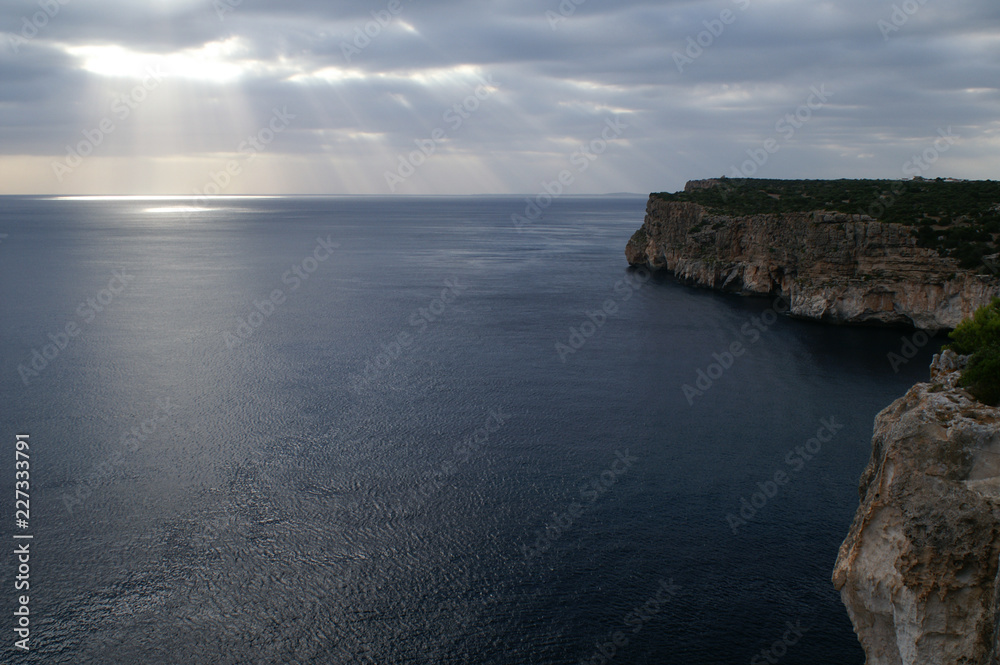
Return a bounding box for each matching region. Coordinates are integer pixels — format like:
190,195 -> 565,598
960,345 -> 1000,406
946,297 -> 1000,405
947,297 -> 1000,354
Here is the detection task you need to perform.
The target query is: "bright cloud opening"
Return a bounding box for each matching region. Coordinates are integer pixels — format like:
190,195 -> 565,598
65,37 -> 266,82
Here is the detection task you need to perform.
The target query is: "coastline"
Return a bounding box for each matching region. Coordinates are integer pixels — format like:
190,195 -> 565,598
625,181 -> 1000,331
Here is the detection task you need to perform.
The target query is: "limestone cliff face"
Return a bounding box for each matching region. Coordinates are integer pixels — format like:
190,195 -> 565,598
625,193 -> 1000,330
833,350 -> 1000,665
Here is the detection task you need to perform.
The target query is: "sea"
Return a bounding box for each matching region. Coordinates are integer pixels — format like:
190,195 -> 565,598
0,196 -> 942,664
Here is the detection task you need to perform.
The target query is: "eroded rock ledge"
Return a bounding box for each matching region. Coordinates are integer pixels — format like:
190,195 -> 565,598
833,350 -> 1000,664
625,191 -> 999,330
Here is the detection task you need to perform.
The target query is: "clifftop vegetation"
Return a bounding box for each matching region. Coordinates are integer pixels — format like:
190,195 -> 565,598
946,297 -> 1000,405
653,178 -> 1000,271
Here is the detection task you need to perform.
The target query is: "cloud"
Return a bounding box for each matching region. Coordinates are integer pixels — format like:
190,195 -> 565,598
0,0 -> 997,194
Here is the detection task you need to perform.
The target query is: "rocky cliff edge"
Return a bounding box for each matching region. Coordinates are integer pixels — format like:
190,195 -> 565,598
626,192 -> 999,330
833,350 -> 1000,664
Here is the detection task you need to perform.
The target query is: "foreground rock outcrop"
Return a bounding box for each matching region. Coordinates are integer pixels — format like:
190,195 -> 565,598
625,188 -> 1000,330
833,350 -> 1000,664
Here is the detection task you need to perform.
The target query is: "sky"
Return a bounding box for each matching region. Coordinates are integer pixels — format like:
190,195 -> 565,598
0,0 -> 998,196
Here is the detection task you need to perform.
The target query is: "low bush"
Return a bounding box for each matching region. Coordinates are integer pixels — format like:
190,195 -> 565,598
960,345 -> 1000,406
947,297 -> 1000,405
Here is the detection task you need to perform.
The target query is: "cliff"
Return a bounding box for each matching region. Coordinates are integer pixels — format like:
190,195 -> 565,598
625,187 -> 1000,330
833,350 -> 1000,664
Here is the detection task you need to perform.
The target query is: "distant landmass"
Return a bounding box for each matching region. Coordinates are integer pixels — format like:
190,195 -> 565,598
626,178 -> 1000,330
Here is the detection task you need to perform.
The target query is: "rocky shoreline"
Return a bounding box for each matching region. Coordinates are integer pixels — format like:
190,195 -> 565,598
625,187 -> 999,330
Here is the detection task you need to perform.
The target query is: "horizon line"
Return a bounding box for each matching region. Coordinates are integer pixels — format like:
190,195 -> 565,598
2,192 -> 653,200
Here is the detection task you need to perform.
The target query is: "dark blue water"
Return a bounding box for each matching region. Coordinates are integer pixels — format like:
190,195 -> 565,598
0,196 -> 940,664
